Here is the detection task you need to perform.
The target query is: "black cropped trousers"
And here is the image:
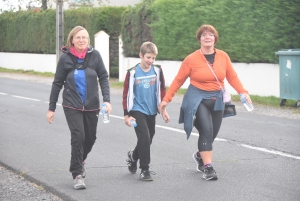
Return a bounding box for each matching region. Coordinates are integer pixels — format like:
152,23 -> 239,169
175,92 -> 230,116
194,99 -> 224,152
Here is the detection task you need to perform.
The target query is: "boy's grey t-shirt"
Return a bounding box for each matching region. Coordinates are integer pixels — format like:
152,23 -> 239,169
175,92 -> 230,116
132,65 -> 158,115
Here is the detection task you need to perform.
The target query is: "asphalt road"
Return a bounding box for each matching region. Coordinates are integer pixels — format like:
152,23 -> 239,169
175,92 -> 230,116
0,76 -> 299,201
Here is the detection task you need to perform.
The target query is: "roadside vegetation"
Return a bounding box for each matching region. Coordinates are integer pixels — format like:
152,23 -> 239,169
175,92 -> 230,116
1,67 -> 299,111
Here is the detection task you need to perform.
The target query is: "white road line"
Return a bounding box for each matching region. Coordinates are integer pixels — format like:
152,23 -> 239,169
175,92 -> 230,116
44,101 -> 61,106
11,95 -> 41,101
156,124 -> 227,142
109,114 -> 123,119
241,144 -> 300,160
109,115 -> 299,160
5,93 -> 300,160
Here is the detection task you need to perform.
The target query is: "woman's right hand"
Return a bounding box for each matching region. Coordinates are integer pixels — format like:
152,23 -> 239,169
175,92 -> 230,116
158,100 -> 168,113
47,110 -> 55,124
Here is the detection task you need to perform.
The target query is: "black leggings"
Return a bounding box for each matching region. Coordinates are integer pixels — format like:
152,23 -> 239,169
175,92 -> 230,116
130,111 -> 156,170
194,99 -> 224,152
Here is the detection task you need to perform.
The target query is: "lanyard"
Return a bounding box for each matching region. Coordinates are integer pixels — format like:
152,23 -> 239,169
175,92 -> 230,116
200,49 -> 223,90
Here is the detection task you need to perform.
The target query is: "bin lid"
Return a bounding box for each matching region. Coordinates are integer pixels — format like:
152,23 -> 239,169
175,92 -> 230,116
275,49 -> 300,55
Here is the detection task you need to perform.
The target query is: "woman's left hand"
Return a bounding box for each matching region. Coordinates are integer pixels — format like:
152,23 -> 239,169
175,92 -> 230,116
243,93 -> 253,103
104,102 -> 112,114
161,108 -> 170,123
158,100 -> 168,113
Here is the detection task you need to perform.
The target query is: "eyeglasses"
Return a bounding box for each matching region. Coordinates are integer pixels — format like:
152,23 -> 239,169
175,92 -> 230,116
201,33 -> 214,38
74,36 -> 89,40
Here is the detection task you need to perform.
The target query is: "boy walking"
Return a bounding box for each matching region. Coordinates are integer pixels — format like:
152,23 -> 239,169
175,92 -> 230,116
122,42 -> 170,181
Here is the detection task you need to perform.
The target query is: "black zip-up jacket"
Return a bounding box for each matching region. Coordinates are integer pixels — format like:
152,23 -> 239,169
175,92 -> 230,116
48,46 -> 110,112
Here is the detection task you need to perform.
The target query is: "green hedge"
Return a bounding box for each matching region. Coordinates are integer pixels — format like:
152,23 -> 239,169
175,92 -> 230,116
0,6 -> 126,53
121,0 -> 153,57
121,0 -> 300,63
0,10 -> 56,53
1,1 -> 300,64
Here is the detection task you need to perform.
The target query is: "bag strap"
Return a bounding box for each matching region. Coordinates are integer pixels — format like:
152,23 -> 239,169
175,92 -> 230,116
68,52 -> 91,69
200,49 -> 223,90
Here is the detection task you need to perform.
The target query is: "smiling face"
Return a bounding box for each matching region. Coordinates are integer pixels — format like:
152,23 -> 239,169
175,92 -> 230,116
139,52 -> 156,71
72,29 -> 89,52
196,25 -> 219,49
199,30 -> 215,49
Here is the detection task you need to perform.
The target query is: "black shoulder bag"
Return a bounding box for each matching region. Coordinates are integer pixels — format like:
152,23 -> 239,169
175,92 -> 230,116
205,60 -> 237,118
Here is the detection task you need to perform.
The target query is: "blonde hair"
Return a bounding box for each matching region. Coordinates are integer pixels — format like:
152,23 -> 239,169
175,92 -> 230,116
140,42 -> 158,56
196,24 -> 219,44
66,26 -> 90,48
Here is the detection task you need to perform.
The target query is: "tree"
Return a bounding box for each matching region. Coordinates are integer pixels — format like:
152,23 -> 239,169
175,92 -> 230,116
41,0 -> 47,10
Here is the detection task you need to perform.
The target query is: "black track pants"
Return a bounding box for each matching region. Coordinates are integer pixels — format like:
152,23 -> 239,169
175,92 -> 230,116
130,111 -> 156,170
63,107 -> 99,178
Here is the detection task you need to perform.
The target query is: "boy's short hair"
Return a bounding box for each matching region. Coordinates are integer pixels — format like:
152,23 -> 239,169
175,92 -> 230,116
140,42 -> 158,56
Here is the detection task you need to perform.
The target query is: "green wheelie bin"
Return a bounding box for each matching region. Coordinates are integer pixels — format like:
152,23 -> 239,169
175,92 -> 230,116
275,49 -> 300,107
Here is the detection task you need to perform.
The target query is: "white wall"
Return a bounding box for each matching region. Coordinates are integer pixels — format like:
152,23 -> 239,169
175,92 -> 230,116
0,53 -> 56,73
118,57 -> 280,97
0,52 -> 280,97
117,38 -> 280,97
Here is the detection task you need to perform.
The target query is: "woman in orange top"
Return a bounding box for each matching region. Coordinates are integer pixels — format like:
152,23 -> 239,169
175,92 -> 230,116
158,24 -> 252,181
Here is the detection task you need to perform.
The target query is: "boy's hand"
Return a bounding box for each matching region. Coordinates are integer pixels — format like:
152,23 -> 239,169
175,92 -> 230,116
124,115 -> 136,127
161,109 -> 170,123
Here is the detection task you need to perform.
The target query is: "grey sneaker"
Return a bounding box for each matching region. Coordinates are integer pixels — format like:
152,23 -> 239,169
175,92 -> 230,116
139,170 -> 155,181
203,165 -> 218,181
73,175 -> 86,190
192,152 -> 204,172
82,160 -> 86,178
126,150 -> 137,174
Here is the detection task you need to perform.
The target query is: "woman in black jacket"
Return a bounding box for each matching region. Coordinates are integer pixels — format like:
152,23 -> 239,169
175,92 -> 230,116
46,26 -> 112,190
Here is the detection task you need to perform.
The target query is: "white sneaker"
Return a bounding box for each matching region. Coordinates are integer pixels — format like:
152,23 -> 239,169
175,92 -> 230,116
73,175 -> 86,190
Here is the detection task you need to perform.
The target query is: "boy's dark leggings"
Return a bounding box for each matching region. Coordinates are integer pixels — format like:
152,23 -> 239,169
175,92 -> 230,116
130,111 -> 156,171
194,99 -> 224,152
63,107 -> 99,179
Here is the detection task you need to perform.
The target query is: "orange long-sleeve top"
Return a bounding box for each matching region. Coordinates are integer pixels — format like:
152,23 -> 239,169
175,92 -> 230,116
163,48 -> 248,102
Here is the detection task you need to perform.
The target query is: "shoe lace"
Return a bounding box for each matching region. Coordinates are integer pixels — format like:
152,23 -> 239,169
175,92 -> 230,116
126,159 -> 136,166
204,166 -> 216,174
142,170 -> 156,175
149,171 -> 156,175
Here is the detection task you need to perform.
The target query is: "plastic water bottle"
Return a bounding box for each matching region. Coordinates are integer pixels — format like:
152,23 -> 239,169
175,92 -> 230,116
130,119 -> 137,127
101,103 -> 110,123
240,94 -> 254,112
